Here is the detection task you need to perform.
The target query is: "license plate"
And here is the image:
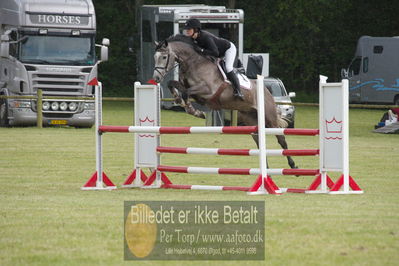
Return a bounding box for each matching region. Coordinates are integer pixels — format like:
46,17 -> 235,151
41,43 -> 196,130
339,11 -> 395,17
49,120 -> 67,125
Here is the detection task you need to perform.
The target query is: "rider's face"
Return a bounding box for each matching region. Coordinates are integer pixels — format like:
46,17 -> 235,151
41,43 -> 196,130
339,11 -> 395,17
184,28 -> 195,38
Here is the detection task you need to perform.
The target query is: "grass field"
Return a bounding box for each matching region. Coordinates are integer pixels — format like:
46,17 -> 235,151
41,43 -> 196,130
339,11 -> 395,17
1,102 -> 398,265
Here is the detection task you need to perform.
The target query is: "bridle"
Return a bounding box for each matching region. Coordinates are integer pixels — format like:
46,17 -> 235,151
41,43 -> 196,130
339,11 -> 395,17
154,49 -> 180,79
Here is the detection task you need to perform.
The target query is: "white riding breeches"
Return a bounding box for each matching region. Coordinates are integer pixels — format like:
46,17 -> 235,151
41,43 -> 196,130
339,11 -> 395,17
224,42 -> 236,73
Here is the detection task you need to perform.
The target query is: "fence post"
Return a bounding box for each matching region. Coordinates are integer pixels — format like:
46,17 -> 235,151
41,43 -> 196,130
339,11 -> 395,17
232,110 -> 238,126
37,89 -> 43,128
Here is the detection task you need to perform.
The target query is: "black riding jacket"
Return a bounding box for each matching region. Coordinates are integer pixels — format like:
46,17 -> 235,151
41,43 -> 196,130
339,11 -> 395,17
194,30 -> 231,58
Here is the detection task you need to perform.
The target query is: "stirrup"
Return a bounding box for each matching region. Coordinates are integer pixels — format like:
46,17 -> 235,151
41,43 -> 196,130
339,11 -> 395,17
233,89 -> 244,100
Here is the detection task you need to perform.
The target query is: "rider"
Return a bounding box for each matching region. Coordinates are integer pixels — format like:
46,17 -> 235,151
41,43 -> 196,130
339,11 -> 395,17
183,18 -> 244,100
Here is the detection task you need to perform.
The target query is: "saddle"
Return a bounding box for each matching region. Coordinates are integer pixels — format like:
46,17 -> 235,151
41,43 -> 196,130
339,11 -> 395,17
216,59 -> 251,90
218,58 -> 246,76
208,59 -> 251,109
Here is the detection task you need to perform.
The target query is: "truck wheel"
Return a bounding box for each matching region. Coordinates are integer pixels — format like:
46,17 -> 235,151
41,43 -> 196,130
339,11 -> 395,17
74,125 -> 93,129
0,98 -> 9,127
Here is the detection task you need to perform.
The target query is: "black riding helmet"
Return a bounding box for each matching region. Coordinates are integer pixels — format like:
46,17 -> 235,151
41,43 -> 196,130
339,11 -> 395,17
184,18 -> 201,31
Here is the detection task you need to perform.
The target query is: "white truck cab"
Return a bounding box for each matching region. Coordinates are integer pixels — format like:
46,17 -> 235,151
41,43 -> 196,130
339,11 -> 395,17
0,0 -> 109,127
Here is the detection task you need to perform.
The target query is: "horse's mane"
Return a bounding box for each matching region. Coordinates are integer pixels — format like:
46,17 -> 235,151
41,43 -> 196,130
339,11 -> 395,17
156,34 -> 196,50
167,34 -> 195,45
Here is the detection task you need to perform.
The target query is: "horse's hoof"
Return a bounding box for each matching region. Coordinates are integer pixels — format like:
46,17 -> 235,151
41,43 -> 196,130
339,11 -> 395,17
292,166 -> 300,177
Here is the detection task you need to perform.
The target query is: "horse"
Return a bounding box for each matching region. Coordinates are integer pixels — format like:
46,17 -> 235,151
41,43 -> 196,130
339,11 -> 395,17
152,34 -> 297,169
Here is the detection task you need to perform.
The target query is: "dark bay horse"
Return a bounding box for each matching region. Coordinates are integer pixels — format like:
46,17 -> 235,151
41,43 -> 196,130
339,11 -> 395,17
153,34 -> 297,169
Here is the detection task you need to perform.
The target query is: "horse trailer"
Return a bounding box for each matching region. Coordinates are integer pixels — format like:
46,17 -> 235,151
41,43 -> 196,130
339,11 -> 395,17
342,36 -> 399,105
134,5 -> 270,125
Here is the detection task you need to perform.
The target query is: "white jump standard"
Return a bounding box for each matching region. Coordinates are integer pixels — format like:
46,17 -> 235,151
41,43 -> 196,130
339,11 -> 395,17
81,78 -> 117,190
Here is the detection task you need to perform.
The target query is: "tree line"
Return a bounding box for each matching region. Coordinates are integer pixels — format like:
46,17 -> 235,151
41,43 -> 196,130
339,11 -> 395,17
93,0 -> 399,100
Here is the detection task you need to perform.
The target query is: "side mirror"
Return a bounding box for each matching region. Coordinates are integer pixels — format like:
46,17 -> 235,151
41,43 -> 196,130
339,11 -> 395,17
341,68 -> 348,78
0,35 -> 10,58
100,45 -> 108,61
102,38 -> 110,46
288,92 -> 296,98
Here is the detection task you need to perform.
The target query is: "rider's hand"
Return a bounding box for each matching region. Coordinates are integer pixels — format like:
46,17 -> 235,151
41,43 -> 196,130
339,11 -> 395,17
194,45 -> 203,54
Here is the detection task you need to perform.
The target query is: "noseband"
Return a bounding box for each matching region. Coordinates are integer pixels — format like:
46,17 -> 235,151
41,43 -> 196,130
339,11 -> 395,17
154,53 -> 171,77
154,50 -> 181,80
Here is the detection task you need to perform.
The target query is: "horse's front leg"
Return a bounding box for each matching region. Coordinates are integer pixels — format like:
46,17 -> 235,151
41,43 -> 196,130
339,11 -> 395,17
168,80 -> 205,119
185,84 -> 211,119
184,101 -> 206,119
167,80 -> 186,105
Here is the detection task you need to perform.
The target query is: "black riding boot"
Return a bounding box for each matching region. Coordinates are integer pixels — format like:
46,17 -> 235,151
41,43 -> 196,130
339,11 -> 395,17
226,71 -> 244,100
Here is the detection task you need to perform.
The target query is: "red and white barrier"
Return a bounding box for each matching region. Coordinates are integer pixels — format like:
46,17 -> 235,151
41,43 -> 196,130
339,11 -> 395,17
99,125 -> 319,136
157,146 -> 319,156
156,165 -> 320,176
83,75 -> 363,195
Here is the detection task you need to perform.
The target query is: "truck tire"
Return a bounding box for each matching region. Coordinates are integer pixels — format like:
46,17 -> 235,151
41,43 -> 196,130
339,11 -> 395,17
74,125 -> 93,129
0,98 -> 9,127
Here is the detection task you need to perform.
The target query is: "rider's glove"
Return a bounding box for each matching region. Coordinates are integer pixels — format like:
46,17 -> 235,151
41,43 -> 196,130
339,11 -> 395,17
194,45 -> 203,54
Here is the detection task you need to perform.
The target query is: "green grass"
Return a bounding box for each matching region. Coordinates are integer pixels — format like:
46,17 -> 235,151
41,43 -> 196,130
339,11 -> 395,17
0,102 -> 398,265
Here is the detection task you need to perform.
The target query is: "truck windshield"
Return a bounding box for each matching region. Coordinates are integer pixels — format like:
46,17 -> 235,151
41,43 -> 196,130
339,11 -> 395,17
20,34 -> 95,65
348,56 -> 361,76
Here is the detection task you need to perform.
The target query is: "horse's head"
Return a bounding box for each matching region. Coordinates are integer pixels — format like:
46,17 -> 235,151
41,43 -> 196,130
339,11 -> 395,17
153,40 -> 177,83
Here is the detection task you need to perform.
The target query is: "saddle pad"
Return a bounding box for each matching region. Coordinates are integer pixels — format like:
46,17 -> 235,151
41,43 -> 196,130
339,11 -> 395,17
217,64 -> 252,90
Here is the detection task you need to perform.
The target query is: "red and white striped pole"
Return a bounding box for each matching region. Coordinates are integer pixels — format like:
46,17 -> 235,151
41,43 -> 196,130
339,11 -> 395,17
98,125 -> 318,135
156,146 -> 319,156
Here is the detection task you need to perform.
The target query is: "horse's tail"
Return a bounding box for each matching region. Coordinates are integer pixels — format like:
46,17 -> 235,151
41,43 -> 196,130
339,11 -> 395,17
277,114 -> 289,128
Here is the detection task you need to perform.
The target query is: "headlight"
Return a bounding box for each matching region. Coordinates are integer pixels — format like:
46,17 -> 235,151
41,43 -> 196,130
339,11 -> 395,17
11,100 -> 31,108
84,102 -> 95,110
51,102 -> 59,111
59,102 -> 68,111
42,101 -> 50,110
68,102 -> 78,111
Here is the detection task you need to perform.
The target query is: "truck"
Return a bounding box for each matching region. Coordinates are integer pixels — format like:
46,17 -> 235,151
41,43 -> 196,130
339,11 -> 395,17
134,5 -> 272,126
0,0 -> 109,127
341,36 -> 399,105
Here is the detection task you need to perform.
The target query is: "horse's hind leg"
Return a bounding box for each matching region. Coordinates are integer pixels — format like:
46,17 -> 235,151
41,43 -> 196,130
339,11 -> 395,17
276,135 -> 298,169
239,111 -> 271,168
